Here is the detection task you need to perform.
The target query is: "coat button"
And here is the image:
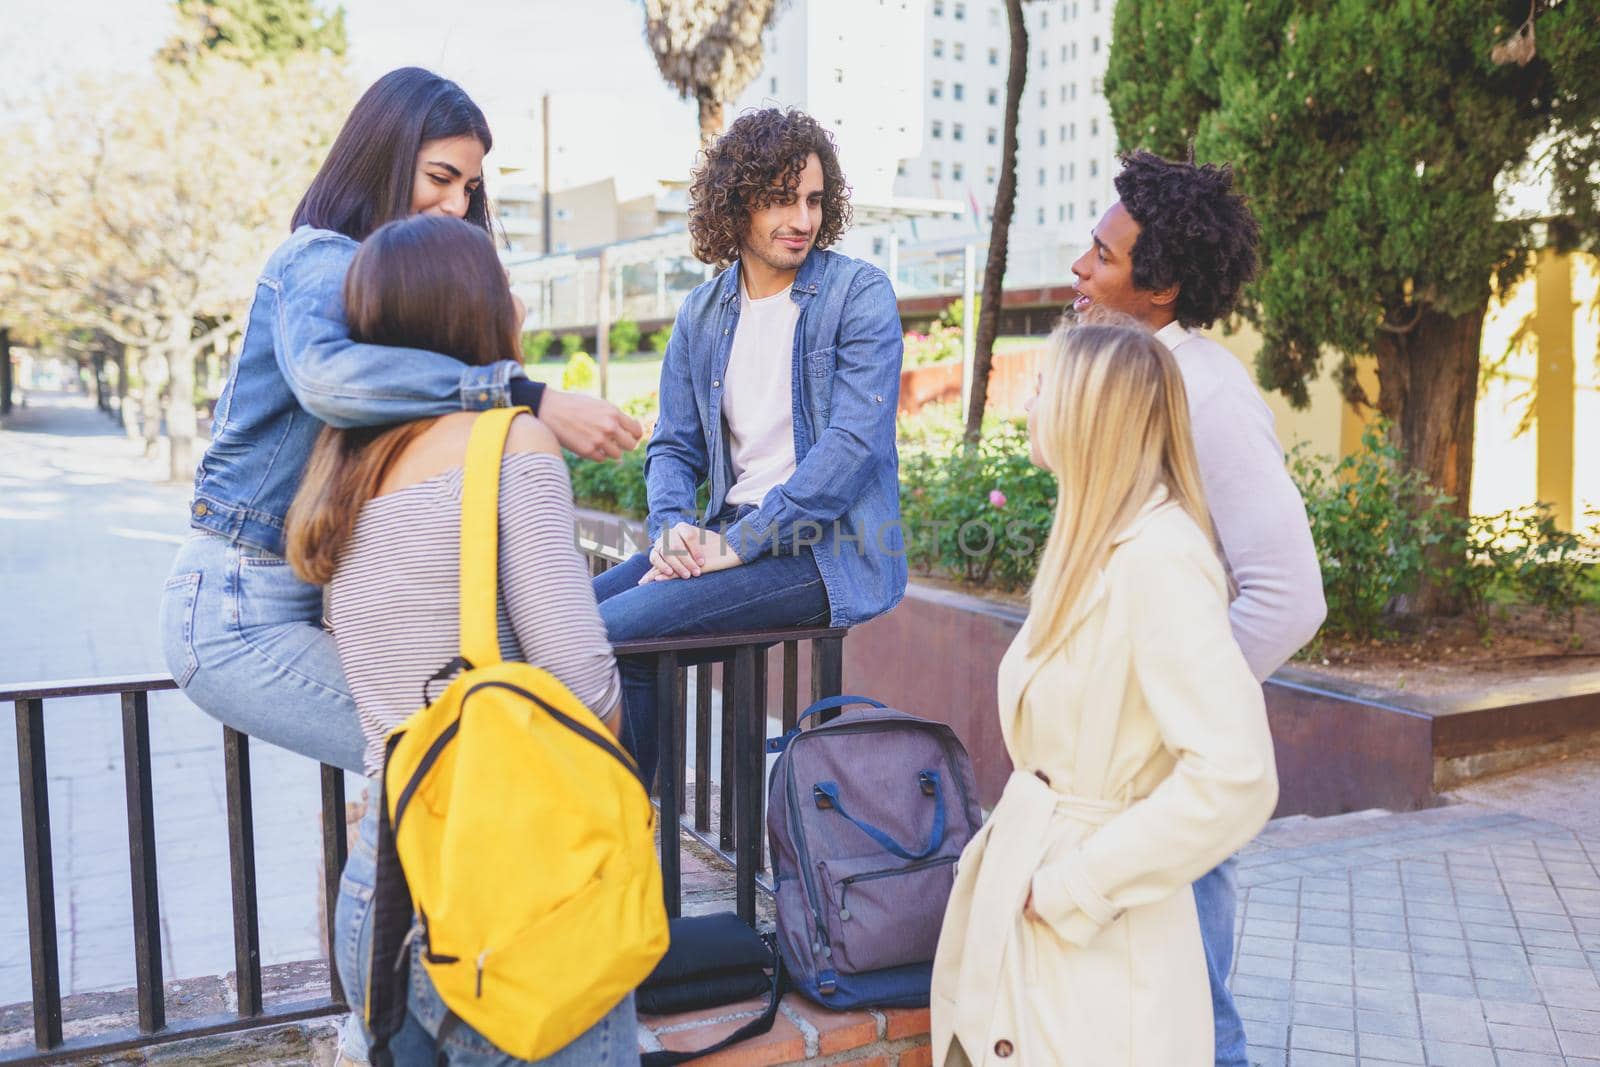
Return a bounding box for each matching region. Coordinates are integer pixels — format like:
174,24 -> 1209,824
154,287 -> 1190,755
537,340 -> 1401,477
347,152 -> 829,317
193,502 -> 208,516
994,1039 -> 1014,1057
712,379 -> 721,388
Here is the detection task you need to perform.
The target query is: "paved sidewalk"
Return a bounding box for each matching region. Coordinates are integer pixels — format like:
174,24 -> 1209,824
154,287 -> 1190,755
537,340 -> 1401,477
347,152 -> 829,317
1231,758 -> 1600,1066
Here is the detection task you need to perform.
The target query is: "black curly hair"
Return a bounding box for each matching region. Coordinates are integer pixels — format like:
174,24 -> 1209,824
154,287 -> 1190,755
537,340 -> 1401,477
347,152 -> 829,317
688,108 -> 852,268
1113,150 -> 1260,330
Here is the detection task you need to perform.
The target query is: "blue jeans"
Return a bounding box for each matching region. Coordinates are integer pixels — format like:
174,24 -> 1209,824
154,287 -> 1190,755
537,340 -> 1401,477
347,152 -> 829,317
593,544 -> 830,789
1195,857 -> 1247,1067
334,797 -> 639,1066
158,531 -> 366,772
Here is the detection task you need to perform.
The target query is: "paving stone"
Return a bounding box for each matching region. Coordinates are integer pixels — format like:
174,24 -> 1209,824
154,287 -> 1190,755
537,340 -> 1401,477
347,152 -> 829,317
1356,1009 -> 1420,1038
1354,1032 -> 1424,1063
1288,1024 -> 1354,1055
1420,1041 -> 1498,1066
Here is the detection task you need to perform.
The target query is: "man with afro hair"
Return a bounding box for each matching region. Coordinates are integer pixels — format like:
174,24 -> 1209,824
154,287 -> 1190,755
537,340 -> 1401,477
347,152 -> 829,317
1070,150 -> 1326,1065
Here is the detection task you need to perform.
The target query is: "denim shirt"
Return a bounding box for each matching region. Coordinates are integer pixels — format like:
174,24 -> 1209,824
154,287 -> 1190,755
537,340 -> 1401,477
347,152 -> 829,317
189,226 -> 518,555
645,248 -> 908,628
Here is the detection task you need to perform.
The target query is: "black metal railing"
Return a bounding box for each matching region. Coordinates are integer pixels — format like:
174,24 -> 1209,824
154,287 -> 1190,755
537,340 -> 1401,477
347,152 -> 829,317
3,549 -> 845,1059
585,544 -> 847,925
2,675 -> 348,1065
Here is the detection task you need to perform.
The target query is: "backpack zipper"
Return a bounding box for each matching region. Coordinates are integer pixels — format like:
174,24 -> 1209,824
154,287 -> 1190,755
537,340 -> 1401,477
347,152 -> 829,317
835,855 -> 957,920
393,680 -> 643,835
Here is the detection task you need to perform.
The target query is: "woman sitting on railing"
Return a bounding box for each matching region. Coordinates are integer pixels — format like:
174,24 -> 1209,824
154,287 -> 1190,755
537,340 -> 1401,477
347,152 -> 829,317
284,214 -> 632,1065
157,67 -> 639,778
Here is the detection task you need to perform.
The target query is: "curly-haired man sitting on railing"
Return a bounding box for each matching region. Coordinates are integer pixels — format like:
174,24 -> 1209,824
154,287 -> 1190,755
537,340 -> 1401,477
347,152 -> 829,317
592,108 -> 908,788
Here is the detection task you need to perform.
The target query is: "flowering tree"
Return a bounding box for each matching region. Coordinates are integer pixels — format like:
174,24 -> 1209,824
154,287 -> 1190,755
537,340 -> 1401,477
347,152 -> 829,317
1,56 -> 350,479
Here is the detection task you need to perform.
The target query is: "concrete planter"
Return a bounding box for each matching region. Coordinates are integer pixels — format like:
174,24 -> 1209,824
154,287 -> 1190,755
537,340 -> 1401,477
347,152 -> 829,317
574,508 -> 1600,817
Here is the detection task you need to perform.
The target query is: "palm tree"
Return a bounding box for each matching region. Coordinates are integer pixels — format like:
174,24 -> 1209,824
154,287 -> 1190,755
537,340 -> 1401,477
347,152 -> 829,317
964,0 -> 1028,444
643,0 -> 787,144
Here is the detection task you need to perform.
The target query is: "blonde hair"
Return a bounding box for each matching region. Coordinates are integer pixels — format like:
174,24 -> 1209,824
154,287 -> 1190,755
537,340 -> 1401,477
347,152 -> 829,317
1027,319 -> 1219,656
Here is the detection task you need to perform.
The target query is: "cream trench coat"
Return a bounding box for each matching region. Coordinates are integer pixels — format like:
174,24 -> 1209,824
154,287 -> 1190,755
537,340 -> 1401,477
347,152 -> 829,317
930,491 -> 1279,1066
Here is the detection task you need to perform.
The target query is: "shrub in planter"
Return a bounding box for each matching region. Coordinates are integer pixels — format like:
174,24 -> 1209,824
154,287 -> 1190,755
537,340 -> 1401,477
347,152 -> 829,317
1453,505 -> 1595,638
561,351 -> 597,392
900,421 -> 1055,591
648,324 -> 673,355
609,318 -> 642,357
521,330 -> 554,362
559,333 -> 584,357
1287,424 -> 1453,638
902,322 -> 963,368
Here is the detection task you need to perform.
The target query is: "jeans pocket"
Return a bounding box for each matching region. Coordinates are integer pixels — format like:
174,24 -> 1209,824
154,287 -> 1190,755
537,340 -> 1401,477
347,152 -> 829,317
334,852 -> 378,1016
159,572 -> 203,688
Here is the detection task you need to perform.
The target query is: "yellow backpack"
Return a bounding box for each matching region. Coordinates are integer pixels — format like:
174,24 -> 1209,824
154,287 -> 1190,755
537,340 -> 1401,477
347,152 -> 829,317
364,407 -> 668,1063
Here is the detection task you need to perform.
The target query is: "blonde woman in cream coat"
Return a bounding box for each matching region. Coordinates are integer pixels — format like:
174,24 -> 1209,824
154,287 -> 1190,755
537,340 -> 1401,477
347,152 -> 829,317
930,322 -> 1280,1067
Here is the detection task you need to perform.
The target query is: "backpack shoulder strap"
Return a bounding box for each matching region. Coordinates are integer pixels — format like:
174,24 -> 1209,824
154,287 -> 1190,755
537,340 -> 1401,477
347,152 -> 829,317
458,407 -> 527,668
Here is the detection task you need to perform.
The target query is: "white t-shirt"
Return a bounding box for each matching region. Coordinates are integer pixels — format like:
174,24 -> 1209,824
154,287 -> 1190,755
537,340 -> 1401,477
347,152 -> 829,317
723,280 -> 800,508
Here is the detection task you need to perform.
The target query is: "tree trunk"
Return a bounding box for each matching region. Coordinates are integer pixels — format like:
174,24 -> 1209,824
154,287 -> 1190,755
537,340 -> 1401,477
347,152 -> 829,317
964,0 -> 1028,445
697,91 -> 724,145
0,327 -> 11,417
166,338 -> 199,484
139,347 -> 166,456
1372,303 -> 1484,616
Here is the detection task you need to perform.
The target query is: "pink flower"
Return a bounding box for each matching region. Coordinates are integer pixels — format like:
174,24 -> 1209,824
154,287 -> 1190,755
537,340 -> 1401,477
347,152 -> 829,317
989,489 -> 1007,509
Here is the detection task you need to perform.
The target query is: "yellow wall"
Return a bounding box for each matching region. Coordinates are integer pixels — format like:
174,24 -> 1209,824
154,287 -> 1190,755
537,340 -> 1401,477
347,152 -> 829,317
1205,250 -> 1598,536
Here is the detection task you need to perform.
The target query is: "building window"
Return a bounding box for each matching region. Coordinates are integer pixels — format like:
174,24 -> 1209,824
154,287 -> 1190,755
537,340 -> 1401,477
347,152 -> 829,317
896,159 -> 907,177
1038,49 -> 1048,68
1068,202 -> 1075,221
1038,128 -> 1047,146
986,165 -> 996,184
988,47 -> 999,65
932,120 -> 944,138
769,76 -> 778,93
1069,122 -> 1077,140
1058,164 -> 1066,181
1038,167 -> 1046,186
1060,85 -> 1068,103
1041,10 -> 1048,27
1060,45 -> 1068,61
953,41 -> 966,60
953,82 -> 965,101
1090,118 -> 1099,137
932,160 -> 943,179
1092,35 -> 1101,53
1038,88 -> 1047,107
954,1 -> 966,19
932,79 -> 944,99
1059,123 -> 1067,142
1091,76 -> 1102,93
990,7 -> 1001,26
953,162 -> 965,180
932,0 -> 944,13
834,68 -> 844,84
933,39 -> 945,58
988,87 -> 999,105
1069,161 -> 1076,180
1072,41 -> 1079,60
1058,204 -> 1066,222
1089,198 -> 1098,215
872,237 -> 885,255
1089,159 -> 1099,177
1036,206 -> 1046,225
953,122 -> 965,141
1071,82 -> 1078,100
987,126 -> 998,144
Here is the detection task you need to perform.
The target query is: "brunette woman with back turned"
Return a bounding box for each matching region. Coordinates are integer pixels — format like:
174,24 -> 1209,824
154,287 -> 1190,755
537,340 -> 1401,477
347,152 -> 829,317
286,214 -> 630,1065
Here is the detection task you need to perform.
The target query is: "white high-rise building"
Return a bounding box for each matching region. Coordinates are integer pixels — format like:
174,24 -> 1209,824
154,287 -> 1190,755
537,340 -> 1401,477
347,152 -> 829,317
743,0 -> 1120,259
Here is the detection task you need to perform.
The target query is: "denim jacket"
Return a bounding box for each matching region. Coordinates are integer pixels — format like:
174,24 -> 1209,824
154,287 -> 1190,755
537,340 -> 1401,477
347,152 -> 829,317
189,226 -> 519,555
646,248 -> 908,628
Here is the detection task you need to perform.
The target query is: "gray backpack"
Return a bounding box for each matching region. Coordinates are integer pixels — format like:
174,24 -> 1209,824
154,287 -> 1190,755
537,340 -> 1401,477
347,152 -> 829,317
765,696 -> 983,1008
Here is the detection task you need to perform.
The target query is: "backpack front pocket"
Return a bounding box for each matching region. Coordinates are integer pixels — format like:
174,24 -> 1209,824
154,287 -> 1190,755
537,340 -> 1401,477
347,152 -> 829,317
817,853 -> 956,974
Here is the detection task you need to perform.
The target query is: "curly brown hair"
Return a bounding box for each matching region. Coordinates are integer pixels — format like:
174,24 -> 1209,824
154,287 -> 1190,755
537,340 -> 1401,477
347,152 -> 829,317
688,108 -> 853,267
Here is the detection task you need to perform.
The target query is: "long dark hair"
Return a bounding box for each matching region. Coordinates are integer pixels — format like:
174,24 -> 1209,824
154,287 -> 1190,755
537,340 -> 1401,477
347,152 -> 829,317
286,216 -> 519,583
293,67 -> 493,241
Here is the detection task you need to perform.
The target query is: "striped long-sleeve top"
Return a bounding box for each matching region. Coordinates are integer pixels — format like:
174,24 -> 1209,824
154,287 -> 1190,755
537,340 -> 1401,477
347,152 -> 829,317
327,452 -> 622,775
